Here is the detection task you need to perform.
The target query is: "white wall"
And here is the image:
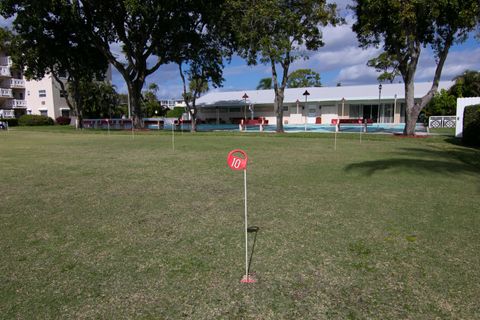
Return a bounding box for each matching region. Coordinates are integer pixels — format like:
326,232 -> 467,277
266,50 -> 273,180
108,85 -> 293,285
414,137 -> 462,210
455,97 -> 480,138
26,76 -> 55,117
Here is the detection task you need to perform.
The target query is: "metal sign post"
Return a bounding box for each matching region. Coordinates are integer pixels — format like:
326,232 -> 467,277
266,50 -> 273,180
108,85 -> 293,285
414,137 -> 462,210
358,119 -> 362,143
332,119 -> 338,151
227,149 -> 255,283
131,119 -> 135,139
172,120 -> 175,152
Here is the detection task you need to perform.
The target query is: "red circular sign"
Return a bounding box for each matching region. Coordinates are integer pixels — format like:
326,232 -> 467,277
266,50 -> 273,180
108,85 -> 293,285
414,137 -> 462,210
227,149 -> 248,171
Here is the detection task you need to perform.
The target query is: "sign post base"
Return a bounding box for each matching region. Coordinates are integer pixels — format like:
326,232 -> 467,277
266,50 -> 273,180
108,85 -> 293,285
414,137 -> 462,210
240,274 -> 257,283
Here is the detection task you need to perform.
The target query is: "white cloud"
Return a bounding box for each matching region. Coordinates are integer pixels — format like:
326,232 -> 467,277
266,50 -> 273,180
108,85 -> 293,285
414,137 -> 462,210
416,48 -> 480,81
335,63 -> 380,84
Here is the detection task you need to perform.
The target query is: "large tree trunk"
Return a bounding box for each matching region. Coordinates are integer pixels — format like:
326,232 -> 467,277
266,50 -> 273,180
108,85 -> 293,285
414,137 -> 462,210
402,35 -> 452,136
274,91 -> 285,132
403,80 -> 417,135
271,55 -> 290,133
190,111 -> 197,132
127,81 -> 144,129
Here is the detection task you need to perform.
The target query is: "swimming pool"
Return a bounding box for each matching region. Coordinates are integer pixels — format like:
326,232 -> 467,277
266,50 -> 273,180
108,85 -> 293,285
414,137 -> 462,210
151,123 -> 427,134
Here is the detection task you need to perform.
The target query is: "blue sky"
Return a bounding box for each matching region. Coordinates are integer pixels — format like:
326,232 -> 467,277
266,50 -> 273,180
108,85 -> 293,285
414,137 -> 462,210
2,1 -> 479,99
114,0 -> 479,98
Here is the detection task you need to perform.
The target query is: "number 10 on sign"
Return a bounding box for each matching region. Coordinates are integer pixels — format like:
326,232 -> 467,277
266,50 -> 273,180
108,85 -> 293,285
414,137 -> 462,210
227,149 -> 255,283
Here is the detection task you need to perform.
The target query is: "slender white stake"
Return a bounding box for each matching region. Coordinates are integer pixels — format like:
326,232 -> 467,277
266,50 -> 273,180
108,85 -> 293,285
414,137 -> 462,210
244,168 -> 248,280
334,130 -> 337,151
172,121 -> 175,152
359,123 -> 362,143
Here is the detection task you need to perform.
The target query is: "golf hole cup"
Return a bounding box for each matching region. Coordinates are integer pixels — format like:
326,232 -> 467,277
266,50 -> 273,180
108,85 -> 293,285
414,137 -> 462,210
227,149 -> 248,171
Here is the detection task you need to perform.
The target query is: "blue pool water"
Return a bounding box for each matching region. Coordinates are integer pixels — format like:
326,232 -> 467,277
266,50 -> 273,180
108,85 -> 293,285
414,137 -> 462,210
152,123 -> 427,134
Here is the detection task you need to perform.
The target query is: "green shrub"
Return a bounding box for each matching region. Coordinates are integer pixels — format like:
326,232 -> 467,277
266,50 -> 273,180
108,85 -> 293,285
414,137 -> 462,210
166,107 -> 185,118
18,115 -> 54,126
0,118 -> 18,126
55,116 -> 71,125
462,104 -> 480,146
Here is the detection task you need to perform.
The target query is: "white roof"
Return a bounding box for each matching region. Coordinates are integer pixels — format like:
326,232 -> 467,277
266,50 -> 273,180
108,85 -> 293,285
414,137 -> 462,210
197,81 -> 454,107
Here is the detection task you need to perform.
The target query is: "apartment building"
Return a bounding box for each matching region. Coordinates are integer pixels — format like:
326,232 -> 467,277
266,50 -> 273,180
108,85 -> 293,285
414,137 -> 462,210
26,66 -> 112,119
25,75 -> 71,119
0,53 -> 27,119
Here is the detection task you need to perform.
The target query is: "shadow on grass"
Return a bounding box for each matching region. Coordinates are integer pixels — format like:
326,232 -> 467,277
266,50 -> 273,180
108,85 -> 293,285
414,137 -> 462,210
345,147 -> 480,177
247,226 -> 259,275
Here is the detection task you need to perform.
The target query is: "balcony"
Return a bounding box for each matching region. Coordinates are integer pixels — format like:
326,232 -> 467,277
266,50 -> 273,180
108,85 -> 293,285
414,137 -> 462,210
9,79 -> 25,88
0,57 -> 12,66
0,109 -> 15,118
0,88 -> 13,98
0,66 -> 11,77
6,99 -> 27,108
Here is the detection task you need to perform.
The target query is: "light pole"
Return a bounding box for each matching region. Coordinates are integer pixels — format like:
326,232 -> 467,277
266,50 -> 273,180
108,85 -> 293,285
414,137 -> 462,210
378,84 -> 382,123
242,93 -> 249,121
303,90 -> 310,132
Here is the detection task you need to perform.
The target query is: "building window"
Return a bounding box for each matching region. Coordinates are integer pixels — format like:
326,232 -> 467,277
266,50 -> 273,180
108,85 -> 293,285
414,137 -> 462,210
19,92 -> 23,99
349,105 -> 361,118
283,106 -> 288,111
61,109 -> 70,117
39,90 -> 46,98
40,110 -> 48,117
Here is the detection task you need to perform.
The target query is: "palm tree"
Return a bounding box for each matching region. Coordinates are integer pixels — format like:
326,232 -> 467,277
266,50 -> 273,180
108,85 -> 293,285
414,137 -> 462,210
256,77 -> 272,90
450,70 -> 480,98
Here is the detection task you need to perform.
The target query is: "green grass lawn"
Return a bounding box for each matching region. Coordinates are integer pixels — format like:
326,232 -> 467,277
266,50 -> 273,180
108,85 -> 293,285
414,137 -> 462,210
1,127 -> 479,319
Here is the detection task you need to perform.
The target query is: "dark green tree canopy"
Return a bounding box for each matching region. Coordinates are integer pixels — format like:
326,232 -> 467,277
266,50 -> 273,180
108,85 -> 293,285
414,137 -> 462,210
352,0 -> 480,135
287,69 -> 321,88
450,70 -> 480,98
232,0 -> 340,132
256,77 -> 272,90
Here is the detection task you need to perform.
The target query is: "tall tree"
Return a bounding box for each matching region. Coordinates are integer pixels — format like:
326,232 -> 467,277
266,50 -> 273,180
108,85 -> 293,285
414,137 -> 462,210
173,1 -> 233,132
78,0 -> 184,128
0,2 -> 109,129
287,68 -> 322,88
256,77 -> 273,90
232,0 -> 339,132
449,70 -> 480,98
352,0 -> 479,135
2,0 -> 231,128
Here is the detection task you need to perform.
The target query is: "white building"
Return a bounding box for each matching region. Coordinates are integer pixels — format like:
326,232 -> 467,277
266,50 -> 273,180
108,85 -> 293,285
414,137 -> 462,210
0,53 -> 27,118
25,75 -> 70,118
196,81 -> 454,125
25,66 -> 112,119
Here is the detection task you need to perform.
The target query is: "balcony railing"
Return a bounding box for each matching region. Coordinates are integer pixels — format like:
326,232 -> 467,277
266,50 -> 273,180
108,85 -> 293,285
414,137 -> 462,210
9,79 -> 25,88
6,99 -> 27,108
0,66 -> 11,77
0,88 -> 13,98
0,109 -> 15,118
0,57 -> 12,66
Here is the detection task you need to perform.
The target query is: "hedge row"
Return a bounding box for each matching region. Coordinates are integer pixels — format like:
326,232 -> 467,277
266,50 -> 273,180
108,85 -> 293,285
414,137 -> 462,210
463,104 -> 480,147
55,116 -> 71,125
18,115 -> 54,126
0,118 -> 19,126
